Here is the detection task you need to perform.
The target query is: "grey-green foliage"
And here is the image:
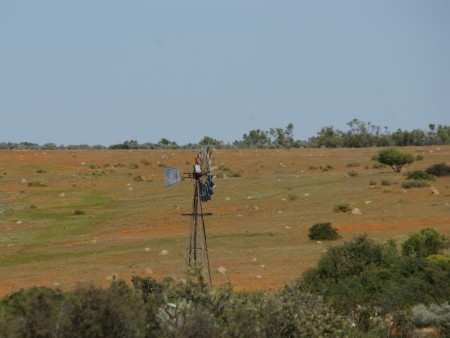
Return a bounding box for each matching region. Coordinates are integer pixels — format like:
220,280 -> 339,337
412,303 -> 450,331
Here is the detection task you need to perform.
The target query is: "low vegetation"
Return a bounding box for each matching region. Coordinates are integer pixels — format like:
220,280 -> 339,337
308,222 -> 340,241
0,229 -> 448,337
426,163 -> 450,177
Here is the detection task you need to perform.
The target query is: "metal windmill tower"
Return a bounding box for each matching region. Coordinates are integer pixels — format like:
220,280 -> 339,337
164,147 -> 215,286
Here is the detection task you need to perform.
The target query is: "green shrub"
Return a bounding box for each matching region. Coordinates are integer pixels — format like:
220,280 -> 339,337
28,180 -> 47,187
416,154 -> 424,161
308,222 -> 339,240
369,179 -> 377,186
217,164 -> 243,178
129,163 -> 139,169
401,180 -> 430,189
346,162 -> 360,167
321,164 -> 333,171
406,170 -> 435,181
141,159 -> 151,166
381,179 -> 391,186
35,169 -> 46,173
401,228 -> 449,257
426,163 -> 450,177
347,171 -> 358,177
333,203 -> 351,213
372,162 -> 385,169
288,193 -> 298,201
92,170 -> 105,177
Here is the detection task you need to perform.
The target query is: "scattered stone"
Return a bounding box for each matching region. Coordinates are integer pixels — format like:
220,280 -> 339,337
317,241 -> 322,244
91,239 -> 97,244
352,208 -> 362,215
225,197 -> 231,201
277,210 -> 284,214
304,193 -> 310,197
285,226 -> 291,230
21,178 -> 27,184
237,214 -> 243,217
252,205 -> 259,210
60,193 -> 65,197
252,257 -> 257,262
144,247 -> 151,252
217,266 -> 227,274
400,189 -> 407,194
247,196 -> 252,200
255,275 -> 262,279
107,273 -> 118,281
16,220 -> 22,225
145,267 -> 154,274
260,264 -> 265,268
364,201 -> 372,205
431,187 -> 440,195
281,198 -> 286,201
159,249 -> 169,256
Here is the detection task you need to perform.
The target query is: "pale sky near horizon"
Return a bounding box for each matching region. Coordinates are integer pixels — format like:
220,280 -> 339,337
1,0 -> 449,146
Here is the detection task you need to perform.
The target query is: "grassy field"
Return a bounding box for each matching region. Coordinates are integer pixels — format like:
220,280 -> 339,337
0,146 -> 449,295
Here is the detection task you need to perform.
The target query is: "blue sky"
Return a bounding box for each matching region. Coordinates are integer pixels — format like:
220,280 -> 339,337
1,0 -> 449,145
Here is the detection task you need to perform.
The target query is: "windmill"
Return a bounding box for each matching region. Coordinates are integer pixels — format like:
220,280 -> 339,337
164,147 -> 215,286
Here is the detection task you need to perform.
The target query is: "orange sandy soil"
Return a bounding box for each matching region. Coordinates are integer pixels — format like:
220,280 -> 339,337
0,146 -> 449,296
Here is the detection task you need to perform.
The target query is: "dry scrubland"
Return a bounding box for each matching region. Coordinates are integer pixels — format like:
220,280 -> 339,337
0,146 -> 449,296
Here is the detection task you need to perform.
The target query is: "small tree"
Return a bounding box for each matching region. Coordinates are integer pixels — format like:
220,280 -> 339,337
373,148 -> 415,173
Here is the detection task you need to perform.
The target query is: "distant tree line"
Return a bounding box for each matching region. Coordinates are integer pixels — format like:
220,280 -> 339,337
2,120 -> 450,150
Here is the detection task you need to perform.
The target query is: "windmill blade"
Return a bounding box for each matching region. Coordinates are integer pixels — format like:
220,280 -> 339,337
164,167 -> 183,187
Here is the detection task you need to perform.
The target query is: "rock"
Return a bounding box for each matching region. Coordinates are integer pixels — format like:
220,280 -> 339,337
431,187 -> 440,195
352,208 -> 362,215
159,249 -> 169,256
217,266 -> 227,274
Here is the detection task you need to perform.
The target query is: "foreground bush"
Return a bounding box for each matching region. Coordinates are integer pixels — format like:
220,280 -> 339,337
1,230 -> 449,337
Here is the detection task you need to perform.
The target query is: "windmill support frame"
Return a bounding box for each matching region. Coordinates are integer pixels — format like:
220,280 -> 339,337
182,179 -> 213,287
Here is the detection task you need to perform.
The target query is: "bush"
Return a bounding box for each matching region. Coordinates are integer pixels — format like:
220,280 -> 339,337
426,163 -> 450,177
406,170 -> 435,181
401,228 -> 449,257
321,164 -> 333,171
333,203 -> 351,213
381,179 -> 391,186
401,180 -> 430,189
412,303 -> 450,332
28,180 -> 47,187
347,170 -> 358,177
308,222 -> 340,241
